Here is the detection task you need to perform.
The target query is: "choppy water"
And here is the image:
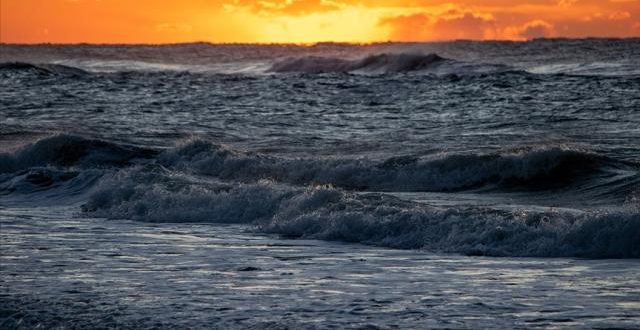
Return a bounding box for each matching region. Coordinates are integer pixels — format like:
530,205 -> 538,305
1,39 -> 639,328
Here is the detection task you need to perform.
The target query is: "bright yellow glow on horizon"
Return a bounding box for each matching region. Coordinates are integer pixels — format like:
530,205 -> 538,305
253,8 -> 389,43
1,0 -> 639,44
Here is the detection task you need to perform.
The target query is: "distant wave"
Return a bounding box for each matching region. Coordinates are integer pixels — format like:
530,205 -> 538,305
268,52 -> 519,75
3,39 -> 639,77
3,57 -> 635,77
0,61 -> 89,76
81,169 -> 640,258
3,54 -> 452,75
0,57 -> 513,77
269,53 -> 447,74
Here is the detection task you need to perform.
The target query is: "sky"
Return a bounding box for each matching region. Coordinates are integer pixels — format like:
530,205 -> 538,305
1,0 -> 639,44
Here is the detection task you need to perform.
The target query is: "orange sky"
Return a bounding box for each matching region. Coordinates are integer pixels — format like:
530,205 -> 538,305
1,0 -> 639,43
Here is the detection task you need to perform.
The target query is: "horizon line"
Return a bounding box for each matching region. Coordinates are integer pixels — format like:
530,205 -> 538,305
1,37 -> 639,47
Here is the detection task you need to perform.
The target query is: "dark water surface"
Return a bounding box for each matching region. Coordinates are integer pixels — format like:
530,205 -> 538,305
1,39 -> 639,328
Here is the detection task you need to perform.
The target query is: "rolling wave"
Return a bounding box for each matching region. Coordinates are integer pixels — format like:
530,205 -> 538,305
161,139 -> 637,193
2,135 -> 637,196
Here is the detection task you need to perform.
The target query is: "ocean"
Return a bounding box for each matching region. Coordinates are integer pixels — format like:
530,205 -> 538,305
1,39 -> 639,329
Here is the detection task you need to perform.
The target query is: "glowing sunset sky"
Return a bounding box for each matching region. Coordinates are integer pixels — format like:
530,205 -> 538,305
1,0 -> 639,43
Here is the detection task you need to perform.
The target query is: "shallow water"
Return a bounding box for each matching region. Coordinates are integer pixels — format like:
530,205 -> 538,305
1,207 -> 639,329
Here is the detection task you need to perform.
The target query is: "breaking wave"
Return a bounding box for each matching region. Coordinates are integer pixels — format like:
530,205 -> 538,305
81,168 -> 640,258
